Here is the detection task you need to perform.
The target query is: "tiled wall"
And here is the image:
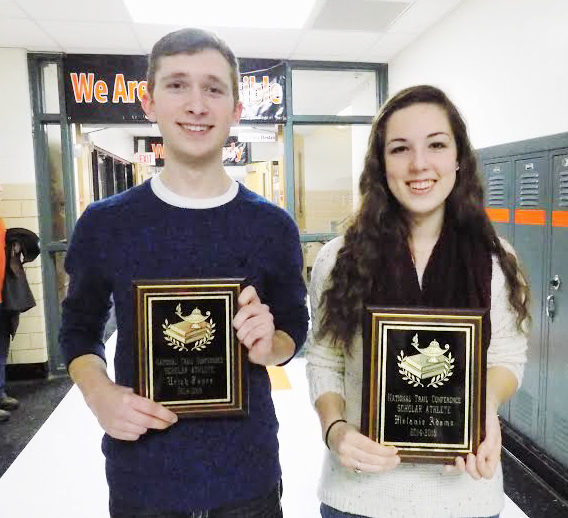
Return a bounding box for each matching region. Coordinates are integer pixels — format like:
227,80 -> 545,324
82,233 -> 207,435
1,183 -> 47,365
0,48 -> 47,366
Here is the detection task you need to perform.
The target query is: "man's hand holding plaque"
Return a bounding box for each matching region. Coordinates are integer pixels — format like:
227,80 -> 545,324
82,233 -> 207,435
69,354 -> 179,441
234,286 -> 296,366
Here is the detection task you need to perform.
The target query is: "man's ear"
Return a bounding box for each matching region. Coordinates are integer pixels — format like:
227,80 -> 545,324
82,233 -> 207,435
232,101 -> 243,125
141,91 -> 157,123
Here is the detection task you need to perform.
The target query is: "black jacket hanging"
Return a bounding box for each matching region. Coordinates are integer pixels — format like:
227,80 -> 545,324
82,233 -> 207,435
2,228 -> 40,337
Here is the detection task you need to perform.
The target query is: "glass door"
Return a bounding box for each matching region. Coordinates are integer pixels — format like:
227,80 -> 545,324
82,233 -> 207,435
29,54 -> 76,374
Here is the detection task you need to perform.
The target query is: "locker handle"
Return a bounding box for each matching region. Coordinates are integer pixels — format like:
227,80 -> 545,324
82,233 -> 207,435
546,295 -> 556,321
550,275 -> 562,291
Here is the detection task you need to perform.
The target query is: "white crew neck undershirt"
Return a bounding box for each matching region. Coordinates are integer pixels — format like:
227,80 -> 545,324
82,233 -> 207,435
150,173 -> 239,209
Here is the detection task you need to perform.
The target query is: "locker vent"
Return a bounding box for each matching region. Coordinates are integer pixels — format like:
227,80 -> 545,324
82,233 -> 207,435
552,413 -> 568,455
559,171 -> 568,208
519,172 -> 540,207
513,389 -> 534,430
487,174 -> 506,206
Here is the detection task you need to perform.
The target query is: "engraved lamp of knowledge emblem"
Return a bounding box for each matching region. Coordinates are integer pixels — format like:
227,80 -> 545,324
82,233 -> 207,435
412,334 -> 449,363
397,334 -> 454,388
162,304 -> 216,353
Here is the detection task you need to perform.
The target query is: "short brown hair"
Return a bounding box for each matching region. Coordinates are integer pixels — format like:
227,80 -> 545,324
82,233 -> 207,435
147,28 -> 240,106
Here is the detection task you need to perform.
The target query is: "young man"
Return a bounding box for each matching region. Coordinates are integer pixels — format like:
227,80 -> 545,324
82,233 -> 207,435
59,28 -> 308,517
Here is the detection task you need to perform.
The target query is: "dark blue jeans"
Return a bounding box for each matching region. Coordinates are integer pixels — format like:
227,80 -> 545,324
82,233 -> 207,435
321,503 -> 499,518
110,481 -> 282,518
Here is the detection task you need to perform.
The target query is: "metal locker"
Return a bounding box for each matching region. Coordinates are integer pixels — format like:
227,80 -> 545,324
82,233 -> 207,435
483,160 -> 514,241
508,155 -> 550,444
543,152 -> 568,468
482,160 -> 514,420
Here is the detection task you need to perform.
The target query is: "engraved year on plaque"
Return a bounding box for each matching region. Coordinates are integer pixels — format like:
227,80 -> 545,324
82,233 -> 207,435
133,279 -> 248,418
361,307 -> 486,463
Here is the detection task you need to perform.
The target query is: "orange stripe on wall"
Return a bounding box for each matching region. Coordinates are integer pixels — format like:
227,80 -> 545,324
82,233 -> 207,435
485,208 -> 510,223
514,209 -> 546,226
552,211 -> 568,228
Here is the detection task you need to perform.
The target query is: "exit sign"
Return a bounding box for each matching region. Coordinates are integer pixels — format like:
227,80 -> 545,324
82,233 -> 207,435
135,152 -> 156,165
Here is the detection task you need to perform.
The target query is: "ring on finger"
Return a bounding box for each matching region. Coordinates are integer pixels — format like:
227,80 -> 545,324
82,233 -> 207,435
354,460 -> 362,474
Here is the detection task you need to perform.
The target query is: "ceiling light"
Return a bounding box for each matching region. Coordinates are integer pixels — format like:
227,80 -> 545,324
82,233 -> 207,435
124,0 -> 318,29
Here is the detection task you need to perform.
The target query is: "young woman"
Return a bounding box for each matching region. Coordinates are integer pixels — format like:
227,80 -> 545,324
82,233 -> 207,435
305,85 -> 529,518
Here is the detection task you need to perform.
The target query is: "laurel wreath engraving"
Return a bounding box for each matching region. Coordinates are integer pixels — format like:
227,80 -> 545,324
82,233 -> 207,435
397,351 -> 424,387
191,322 -> 216,352
427,352 -> 454,388
162,319 -> 216,352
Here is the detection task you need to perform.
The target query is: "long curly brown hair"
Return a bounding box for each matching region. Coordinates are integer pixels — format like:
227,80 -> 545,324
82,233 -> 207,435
317,85 -> 530,353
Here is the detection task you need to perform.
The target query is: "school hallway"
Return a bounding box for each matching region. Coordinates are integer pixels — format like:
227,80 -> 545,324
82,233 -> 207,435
1,332 -> 565,517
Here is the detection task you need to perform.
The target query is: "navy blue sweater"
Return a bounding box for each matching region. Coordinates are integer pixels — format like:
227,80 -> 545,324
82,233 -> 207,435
59,180 -> 309,512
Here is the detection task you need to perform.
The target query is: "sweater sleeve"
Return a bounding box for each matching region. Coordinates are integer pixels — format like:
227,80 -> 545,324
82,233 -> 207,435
487,241 -> 528,387
263,214 -> 309,363
304,237 -> 346,405
59,206 -> 112,368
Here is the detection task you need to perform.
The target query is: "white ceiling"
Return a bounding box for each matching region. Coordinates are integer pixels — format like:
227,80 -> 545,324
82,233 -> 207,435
0,0 -> 466,62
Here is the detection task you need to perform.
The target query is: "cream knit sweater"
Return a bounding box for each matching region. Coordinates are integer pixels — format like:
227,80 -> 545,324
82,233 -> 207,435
305,236 -> 528,518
